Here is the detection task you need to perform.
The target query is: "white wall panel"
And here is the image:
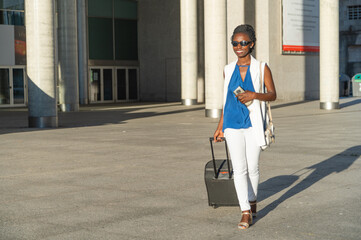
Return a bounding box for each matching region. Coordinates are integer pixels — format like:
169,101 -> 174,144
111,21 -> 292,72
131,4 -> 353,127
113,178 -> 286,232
0,25 -> 15,66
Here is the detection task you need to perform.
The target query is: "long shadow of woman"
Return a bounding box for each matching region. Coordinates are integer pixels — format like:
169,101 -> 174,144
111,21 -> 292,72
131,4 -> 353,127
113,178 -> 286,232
257,145 -> 361,219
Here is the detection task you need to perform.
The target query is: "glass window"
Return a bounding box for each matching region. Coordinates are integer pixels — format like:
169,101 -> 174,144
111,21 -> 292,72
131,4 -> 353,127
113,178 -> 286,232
87,0 -> 138,61
0,0 -> 24,26
88,17 -> 113,60
115,19 -> 138,60
0,0 -> 24,10
0,10 -> 24,25
14,26 -> 26,64
348,5 -> 361,20
114,0 -> 137,20
88,0 -> 113,18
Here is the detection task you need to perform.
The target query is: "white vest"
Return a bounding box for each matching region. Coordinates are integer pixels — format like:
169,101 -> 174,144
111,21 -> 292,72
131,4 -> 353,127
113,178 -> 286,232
223,55 -> 267,147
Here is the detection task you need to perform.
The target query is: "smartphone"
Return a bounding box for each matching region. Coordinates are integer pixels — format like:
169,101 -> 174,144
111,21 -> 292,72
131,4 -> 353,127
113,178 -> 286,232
233,86 -> 245,95
233,86 -> 253,107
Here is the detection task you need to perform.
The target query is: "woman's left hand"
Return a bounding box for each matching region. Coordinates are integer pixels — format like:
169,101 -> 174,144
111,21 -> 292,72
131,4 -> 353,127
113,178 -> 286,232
236,91 -> 256,104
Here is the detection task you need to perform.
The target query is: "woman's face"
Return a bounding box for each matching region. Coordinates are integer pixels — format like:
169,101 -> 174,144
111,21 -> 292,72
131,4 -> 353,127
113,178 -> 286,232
232,33 -> 254,58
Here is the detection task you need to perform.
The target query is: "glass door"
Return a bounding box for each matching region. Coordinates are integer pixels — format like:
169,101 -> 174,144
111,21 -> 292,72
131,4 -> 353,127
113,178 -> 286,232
13,68 -> 25,104
0,68 -> 10,105
90,68 -> 101,102
116,67 -> 139,102
128,68 -> 138,100
0,67 -> 26,106
116,68 -> 126,101
89,67 -> 114,103
103,68 -> 113,101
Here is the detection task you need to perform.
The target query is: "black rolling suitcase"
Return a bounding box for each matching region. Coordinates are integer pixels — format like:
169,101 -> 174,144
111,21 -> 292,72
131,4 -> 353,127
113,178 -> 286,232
204,137 -> 239,208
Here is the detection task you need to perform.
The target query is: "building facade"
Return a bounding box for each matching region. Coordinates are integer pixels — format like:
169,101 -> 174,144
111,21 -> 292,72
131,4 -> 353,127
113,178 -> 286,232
0,0 -> 360,118
340,0 -> 361,78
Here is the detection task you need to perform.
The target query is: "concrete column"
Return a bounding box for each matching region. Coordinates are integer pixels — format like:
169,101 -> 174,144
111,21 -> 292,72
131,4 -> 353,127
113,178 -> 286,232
320,0 -> 339,109
180,0 -> 198,105
204,0 -> 227,118
255,0 -> 270,63
58,0 -> 79,112
227,0 -> 245,64
77,0 -> 88,105
197,0 -> 205,103
26,0 -> 58,128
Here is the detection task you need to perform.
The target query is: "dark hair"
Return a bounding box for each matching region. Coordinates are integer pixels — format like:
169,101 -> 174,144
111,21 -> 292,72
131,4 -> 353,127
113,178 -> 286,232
231,24 -> 256,52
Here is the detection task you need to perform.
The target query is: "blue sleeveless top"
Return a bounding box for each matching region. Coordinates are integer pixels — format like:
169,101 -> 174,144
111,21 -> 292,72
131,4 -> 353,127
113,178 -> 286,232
223,65 -> 255,132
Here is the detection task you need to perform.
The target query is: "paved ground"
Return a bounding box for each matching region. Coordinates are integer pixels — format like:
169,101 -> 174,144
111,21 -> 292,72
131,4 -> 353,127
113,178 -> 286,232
0,98 -> 360,240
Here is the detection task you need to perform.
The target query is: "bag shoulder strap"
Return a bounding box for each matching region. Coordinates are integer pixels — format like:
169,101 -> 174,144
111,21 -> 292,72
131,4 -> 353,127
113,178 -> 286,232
259,62 -> 263,93
267,102 -> 273,123
258,62 -> 273,123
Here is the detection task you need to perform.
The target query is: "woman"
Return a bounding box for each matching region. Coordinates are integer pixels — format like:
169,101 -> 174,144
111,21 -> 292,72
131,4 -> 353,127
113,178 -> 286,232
213,24 -> 276,229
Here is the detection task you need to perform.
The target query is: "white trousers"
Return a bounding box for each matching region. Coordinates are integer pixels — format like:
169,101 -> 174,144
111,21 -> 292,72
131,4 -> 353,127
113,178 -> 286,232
224,127 -> 261,211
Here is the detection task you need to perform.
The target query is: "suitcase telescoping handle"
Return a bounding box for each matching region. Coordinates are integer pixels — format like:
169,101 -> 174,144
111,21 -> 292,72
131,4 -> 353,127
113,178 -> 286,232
209,137 -> 232,179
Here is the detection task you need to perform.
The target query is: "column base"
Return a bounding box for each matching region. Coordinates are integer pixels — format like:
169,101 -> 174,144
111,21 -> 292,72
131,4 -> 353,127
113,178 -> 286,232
320,102 -> 339,110
59,103 -> 79,112
205,109 -> 222,118
29,116 -> 58,128
181,99 -> 197,106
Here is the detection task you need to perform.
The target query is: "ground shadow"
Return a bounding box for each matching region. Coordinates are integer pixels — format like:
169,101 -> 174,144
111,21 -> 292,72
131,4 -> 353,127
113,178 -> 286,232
257,145 -> 361,219
257,175 -> 299,202
339,98 -> 361,108
271,101 -> 311,109
0,104 -> 204,135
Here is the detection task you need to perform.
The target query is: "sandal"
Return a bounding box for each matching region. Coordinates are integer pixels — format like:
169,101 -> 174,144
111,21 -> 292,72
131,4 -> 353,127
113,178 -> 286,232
250,201 -> 257,218
238,211 -> 253,229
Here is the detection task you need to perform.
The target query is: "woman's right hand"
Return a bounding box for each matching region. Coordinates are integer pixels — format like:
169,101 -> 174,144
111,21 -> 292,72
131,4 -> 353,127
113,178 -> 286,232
213,129 -> 224,142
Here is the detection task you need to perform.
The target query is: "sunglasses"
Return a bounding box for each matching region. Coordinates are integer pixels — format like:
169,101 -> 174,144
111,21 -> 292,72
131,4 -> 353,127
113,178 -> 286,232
231,40 -> 252,47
